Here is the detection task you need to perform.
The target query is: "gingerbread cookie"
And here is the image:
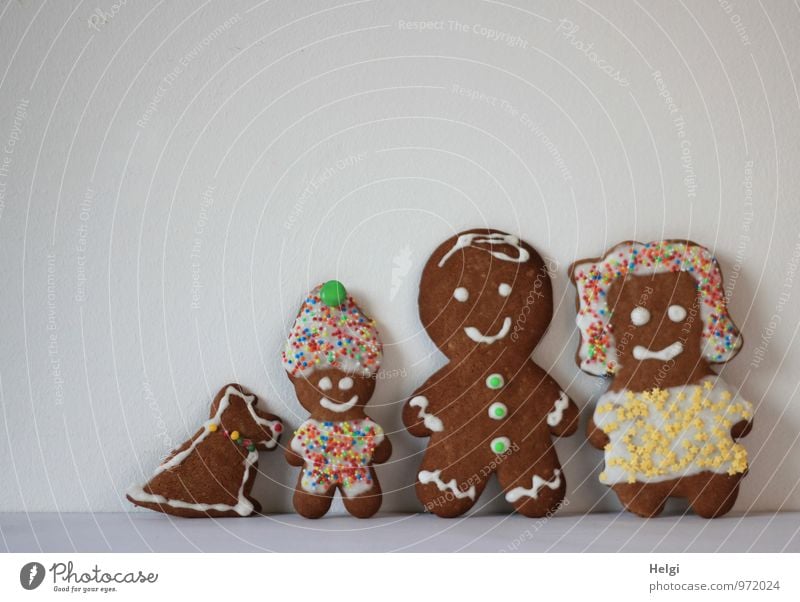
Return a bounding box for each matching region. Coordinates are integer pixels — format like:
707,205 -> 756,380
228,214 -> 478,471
127,384 -> 283,517
283,280 -> 391,519
570,240 -> 753,518
402,229 -> 579,518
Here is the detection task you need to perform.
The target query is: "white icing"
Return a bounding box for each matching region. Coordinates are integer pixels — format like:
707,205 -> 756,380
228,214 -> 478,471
438,232 -> 530,267
668,304 -> 687,322
505,469 -> 562,503
633,341 -> 684,361
498,283 -> 512,297
318,376 -> 333,391
418,469 -> 476,500
464,316 -> 511,344
593,376 -> 753,484
127,450 -> 258,516
409,395 -> 444,432
291,418 -> 384,498
128,386 -> 280,516
488,401 -> 507,420
319,394 -> 359,413
630,306 -> 651,326
453,287 -> 469,302
547,391 -> 569,427
490,436 -> 511,454
338,376 -> 354,390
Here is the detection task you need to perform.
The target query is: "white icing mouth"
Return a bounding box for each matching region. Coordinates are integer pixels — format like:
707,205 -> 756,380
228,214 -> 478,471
319,395 -> 359,413
632,341 -> 684,362
464,316 -> 512,344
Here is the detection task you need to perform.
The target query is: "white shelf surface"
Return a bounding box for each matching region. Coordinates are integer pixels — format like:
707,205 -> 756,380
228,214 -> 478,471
2,512 -> 798,552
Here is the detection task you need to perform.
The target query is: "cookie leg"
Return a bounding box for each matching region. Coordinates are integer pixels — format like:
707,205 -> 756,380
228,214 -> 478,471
685,472 -> 741,518
341,468 -> 383,519
496,446 -> 566,518
612,481 -> 674,518
416,452 -> 487,518
292,473 -> 334,519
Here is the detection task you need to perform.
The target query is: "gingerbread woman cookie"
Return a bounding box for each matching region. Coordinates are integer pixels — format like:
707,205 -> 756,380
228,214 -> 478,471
283,280 -> 391,519
570,240 -> 754,518
127,384 -> 283,517
402,229 -> 579,518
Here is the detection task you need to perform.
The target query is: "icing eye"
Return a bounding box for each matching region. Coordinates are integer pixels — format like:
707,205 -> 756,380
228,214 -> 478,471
453,287 -> 469,302
318,377 -> 332,391
338,377 -> 354,391
668,304 -> 687,322
498,283 -> 511,297
630,306 -> 650,326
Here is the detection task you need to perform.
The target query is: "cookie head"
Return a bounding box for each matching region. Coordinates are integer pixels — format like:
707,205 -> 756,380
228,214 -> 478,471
570,240 -> 742,376
419,229 -> 553,358
211,385 -> 282,450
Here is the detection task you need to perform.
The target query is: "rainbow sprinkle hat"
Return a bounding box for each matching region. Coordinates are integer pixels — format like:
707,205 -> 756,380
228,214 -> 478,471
282,280 -> 382,378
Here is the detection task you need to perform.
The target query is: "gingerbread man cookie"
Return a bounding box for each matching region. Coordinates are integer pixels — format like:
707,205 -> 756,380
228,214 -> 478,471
570,240 -> 753,518
403,229 -> 579,518
127,384 -> 283,517
283,280 -> 391,519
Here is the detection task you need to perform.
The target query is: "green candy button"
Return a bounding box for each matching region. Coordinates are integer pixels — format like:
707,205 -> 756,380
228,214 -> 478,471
491,436 -> 511,454
488,402 -> 507,420
486,373 -> 504,390
320,280 -> 347,307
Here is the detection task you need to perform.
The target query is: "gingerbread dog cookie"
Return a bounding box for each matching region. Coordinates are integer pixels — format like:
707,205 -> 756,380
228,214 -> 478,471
127,384 -> 283,517
283,280 -> 391,519
570,240 -> 753,518
402,229 -> 579,518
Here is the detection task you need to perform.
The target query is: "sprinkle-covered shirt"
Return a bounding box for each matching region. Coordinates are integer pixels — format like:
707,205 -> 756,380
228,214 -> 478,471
291,419 -> 384,498
594,377 -> 752,485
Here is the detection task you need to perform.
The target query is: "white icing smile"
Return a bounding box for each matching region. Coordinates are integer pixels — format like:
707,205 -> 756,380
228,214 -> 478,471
319,395 -> 359,412
464,316 -> 511,344
632,341 -> 684,362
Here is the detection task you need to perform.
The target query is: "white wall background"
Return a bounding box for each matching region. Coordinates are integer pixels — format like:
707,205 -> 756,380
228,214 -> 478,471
1,0 -> 799,516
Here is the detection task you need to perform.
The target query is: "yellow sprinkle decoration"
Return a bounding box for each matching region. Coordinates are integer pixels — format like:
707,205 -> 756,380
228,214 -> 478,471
593,379 -> 753,484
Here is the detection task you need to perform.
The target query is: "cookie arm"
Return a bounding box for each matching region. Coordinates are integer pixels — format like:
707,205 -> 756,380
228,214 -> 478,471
372,436 -> 392,464
285,438 -> 304,467
549,395 -> 579,437
531,371 -> 579,437
402,379 -> 445,437
586,415 -> 609,449
731,419 -> 752,440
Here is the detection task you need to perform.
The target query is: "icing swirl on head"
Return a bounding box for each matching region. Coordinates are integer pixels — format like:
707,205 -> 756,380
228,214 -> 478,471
571,241 -> 741,376
438,232 -> 530,267
282,283 -> 382,377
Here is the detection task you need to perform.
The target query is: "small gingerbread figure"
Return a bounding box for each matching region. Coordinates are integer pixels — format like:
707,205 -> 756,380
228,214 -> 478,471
283,280 -> 391,519
402,229 -> 579,518
570,240 -> 754,518
127,383 -> 283,517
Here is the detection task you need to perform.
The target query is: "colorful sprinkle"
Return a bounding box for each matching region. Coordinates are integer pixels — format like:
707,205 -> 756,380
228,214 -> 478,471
282,283 -> 382,377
